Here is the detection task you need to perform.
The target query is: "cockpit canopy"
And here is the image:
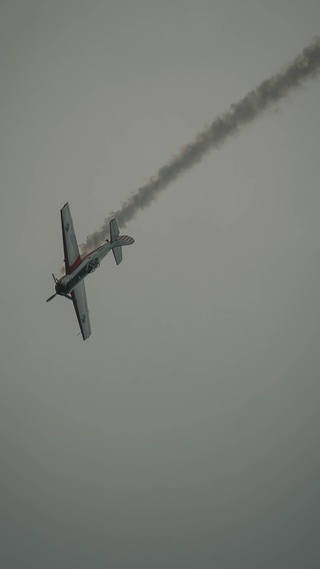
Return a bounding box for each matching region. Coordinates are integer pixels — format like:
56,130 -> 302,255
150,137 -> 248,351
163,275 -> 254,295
87,258 -> 100,273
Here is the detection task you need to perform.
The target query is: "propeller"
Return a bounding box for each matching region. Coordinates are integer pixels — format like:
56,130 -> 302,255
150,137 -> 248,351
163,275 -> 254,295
46,273 -> 58,302
46,293 -> 57,302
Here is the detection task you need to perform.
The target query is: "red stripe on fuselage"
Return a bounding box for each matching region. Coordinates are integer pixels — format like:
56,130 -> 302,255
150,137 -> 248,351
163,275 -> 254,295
63,244 -> 104,277
67,256 -> 82,274
80,244 -> 105,263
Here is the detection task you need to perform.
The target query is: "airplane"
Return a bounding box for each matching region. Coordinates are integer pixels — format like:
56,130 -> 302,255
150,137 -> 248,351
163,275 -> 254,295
46,202 -> 134,340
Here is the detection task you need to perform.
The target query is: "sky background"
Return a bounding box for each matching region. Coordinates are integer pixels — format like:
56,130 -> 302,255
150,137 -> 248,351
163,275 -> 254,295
1,1 -> 320,567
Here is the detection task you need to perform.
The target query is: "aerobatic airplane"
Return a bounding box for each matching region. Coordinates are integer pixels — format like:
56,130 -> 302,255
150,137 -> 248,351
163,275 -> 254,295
46,202 -> 134,340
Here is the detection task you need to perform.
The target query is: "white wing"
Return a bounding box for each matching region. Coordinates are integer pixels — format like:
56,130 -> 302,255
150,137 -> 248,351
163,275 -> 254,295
71,280 -> 91,340
60,203 -> 81,274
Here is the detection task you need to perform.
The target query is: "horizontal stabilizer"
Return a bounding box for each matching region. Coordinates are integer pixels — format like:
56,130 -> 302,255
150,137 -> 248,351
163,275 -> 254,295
109,218 -> 120,243
112,246 -> 122,265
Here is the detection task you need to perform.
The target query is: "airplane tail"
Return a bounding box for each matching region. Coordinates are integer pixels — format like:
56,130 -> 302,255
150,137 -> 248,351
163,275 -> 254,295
109,219 -> 134,265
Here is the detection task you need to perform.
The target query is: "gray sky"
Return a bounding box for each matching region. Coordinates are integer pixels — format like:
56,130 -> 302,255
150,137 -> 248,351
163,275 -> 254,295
1,1 -> 320,567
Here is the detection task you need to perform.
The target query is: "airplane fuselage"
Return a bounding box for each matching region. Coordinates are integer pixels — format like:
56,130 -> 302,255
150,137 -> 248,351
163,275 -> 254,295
47,204 -> 134,339
56,241 -> 114,296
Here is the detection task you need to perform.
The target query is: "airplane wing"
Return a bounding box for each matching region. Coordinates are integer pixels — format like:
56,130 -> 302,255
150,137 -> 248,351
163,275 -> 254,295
60,203 -> 82,274
71,280 -> 91,340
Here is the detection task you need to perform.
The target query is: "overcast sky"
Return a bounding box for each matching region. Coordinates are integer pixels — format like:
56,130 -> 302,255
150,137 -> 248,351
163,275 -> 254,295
1,1 -> 320,567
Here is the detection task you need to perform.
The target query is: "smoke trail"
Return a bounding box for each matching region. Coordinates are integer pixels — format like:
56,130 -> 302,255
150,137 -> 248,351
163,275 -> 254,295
81,37 -> 320,253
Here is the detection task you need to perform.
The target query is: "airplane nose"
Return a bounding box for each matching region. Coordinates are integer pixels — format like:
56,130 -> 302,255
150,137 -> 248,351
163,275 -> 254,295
55,279 -> 67,294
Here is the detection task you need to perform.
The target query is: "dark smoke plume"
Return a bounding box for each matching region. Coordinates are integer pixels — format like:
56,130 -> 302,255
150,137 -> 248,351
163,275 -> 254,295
81,37 -> 320,253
